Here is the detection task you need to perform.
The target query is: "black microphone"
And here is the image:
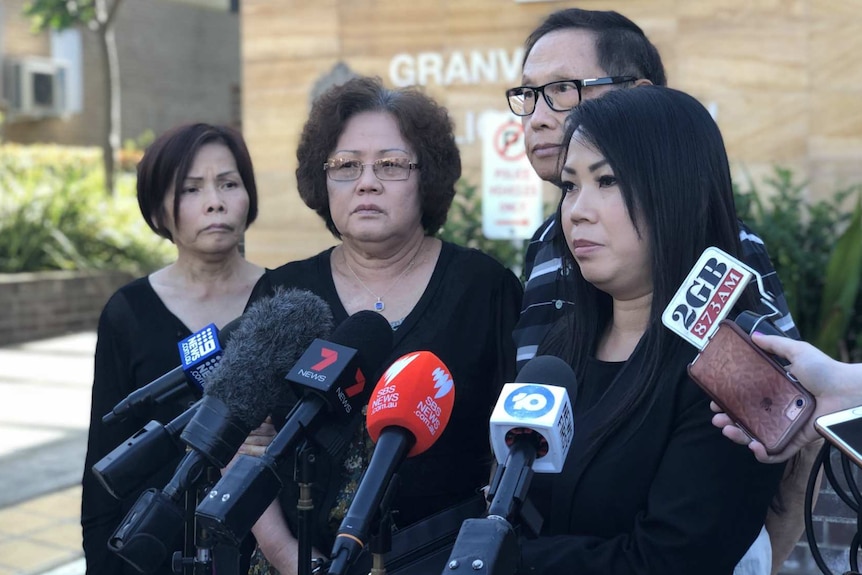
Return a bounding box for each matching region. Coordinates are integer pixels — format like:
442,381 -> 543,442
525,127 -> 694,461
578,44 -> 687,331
194,310 -> 393,546
108,288 -> 334,574
734,310 -> 791,367
102,317 -> 244,425
328,351 -> 457,575
735,310 -> 788,338
92,400 -> 201,500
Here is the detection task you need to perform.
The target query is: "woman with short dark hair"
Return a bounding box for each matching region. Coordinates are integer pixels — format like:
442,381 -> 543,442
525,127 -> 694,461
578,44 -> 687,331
82,123 -> 265,575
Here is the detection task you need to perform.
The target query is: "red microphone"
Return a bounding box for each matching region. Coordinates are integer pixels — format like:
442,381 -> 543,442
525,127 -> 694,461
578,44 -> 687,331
328,351 -> 455,575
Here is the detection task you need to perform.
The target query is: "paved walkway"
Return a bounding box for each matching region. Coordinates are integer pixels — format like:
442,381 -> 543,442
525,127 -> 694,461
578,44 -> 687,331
0,331 -> 95,575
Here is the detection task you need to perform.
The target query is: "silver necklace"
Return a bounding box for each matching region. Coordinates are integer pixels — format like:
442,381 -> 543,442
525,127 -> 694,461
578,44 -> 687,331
343,245 -> 421,312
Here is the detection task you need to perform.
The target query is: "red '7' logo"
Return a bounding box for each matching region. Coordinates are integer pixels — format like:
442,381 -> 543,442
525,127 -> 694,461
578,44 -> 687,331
311,348 -> 338,371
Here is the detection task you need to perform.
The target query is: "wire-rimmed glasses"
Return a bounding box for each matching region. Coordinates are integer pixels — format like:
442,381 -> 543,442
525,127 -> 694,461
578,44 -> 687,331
323,157 -> 420,181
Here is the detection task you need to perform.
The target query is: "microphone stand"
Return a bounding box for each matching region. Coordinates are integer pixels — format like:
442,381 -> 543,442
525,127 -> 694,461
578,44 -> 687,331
442,441 -> 541,575
368,509 -> 393,575
296,440 -> 317,575
174,466 -> 222,575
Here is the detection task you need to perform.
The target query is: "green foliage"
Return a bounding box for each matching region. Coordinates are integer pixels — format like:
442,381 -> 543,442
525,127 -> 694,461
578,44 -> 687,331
438,179 -> 526,278
815,195 -> 862,359
24,0 -> 97,31
734,167 -> 862,360
0,145 -> 173,275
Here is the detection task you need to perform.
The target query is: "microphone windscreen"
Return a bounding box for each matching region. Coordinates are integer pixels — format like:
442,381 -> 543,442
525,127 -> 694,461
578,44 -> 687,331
366,351 -> 455,457
217,315 -> 245,346
204,288 -> 334,428
515,355 -> 578,400
332,310 -> 393,385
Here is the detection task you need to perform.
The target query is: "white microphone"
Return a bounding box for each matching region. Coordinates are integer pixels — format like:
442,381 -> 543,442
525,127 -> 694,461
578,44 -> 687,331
486,355 -> 575,526
489,356 -> 575,475
444,356 -> 577,575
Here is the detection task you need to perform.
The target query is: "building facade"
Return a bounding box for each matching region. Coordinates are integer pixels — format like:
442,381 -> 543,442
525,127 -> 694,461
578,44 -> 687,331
241,0 -> 862,269
0,0 -> 240,146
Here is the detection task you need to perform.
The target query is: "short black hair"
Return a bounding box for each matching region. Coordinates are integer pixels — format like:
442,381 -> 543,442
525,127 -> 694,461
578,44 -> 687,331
524,9 -> 667,86
137,123 -> 258,241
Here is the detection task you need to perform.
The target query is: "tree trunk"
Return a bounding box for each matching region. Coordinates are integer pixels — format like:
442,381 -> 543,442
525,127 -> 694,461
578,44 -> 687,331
96,0 -> 123,197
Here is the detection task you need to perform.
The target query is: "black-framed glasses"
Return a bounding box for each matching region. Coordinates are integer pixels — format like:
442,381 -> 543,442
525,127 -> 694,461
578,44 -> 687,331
505,76 -> 637,116
323,157 -> 420,182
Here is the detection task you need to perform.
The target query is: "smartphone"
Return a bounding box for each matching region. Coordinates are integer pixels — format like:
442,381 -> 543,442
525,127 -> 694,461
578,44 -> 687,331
687,320 -> 815,454
815,407 -> 862,468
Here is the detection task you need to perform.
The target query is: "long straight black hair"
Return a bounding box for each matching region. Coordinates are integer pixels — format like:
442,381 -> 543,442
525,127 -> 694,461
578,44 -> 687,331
540,86 -> 758,442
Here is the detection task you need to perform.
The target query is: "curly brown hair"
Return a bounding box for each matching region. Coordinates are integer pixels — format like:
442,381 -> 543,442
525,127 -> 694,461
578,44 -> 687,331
295,76 -> 461,238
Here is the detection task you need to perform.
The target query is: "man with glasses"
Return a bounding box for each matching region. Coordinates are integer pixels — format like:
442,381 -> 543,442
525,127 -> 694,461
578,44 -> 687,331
507,8 -> 809,575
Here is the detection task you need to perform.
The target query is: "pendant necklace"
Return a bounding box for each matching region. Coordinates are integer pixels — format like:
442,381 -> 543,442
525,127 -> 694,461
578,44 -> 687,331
343,244 -> 421,312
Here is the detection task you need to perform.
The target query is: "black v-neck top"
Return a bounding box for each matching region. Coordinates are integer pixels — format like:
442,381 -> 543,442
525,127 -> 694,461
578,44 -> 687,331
255,241 -> 523,547
82,275 -> 265,575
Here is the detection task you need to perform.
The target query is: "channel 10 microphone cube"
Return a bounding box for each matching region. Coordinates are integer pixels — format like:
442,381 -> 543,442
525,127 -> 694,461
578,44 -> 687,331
490,384 -> 573,473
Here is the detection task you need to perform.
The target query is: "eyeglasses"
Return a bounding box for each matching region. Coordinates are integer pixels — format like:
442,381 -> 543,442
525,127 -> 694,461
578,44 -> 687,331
323,157 -> 420,182
505,76 -> 637,116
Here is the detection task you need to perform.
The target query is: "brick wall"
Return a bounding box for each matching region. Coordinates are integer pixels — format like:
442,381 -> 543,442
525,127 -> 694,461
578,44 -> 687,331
780,447 -> 862,574
0,271 -> 132,346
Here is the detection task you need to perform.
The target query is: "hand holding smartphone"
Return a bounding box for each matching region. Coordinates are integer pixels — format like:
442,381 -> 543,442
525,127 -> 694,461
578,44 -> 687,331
688,320 -> 815,455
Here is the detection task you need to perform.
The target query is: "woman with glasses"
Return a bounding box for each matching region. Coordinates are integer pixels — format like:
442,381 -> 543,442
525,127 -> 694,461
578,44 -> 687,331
245,76 -> 522,575
516,86 -> 785,574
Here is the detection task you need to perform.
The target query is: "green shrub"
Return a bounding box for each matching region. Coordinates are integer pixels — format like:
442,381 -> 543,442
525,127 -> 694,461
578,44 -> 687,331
0,145 -> 173,275
438,179 -> 527,279
734,167 -> 862,361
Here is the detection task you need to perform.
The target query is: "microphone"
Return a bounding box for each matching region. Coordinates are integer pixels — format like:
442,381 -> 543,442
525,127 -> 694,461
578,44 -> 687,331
660,246 -> 758,351
108,288 -> 333,573
178,287 -> 334,469
92,400 -> 201,500
486,355 -> 576,524
102,317 -> 243,425
444,356 -> 576,575
194,310 -> 394,546
735,310 -> 788,338
328,351 -> 456,575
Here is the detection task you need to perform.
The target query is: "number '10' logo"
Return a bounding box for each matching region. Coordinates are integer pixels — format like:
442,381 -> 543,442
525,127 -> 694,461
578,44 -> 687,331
504,385 -> 555,418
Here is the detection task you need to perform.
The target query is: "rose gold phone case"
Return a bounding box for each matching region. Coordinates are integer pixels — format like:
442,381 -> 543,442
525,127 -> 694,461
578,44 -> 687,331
688,320 -> 815,454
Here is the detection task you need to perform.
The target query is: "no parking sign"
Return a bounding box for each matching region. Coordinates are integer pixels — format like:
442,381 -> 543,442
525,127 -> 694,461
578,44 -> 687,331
480,111 -> 543,240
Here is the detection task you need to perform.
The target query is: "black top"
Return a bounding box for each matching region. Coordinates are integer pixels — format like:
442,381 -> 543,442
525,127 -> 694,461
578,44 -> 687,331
81,276 -> 263,575
519,345 -> 786,575
254,241 -> 523,549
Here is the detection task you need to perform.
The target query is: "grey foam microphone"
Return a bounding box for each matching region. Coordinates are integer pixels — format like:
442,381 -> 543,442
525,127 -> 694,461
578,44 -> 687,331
180,287 -> 335,468
194,310 -> 395,546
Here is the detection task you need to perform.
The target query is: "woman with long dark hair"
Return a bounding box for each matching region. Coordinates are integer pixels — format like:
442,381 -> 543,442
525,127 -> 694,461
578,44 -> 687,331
520,86 -> 784,574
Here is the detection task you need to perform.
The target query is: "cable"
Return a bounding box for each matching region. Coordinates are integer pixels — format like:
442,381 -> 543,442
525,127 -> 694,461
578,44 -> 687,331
805,441 -> 862,574
805,441 -> 835,575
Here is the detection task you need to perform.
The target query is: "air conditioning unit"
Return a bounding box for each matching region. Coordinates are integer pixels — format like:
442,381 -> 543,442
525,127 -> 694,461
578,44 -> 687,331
3,56 -> 68,119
